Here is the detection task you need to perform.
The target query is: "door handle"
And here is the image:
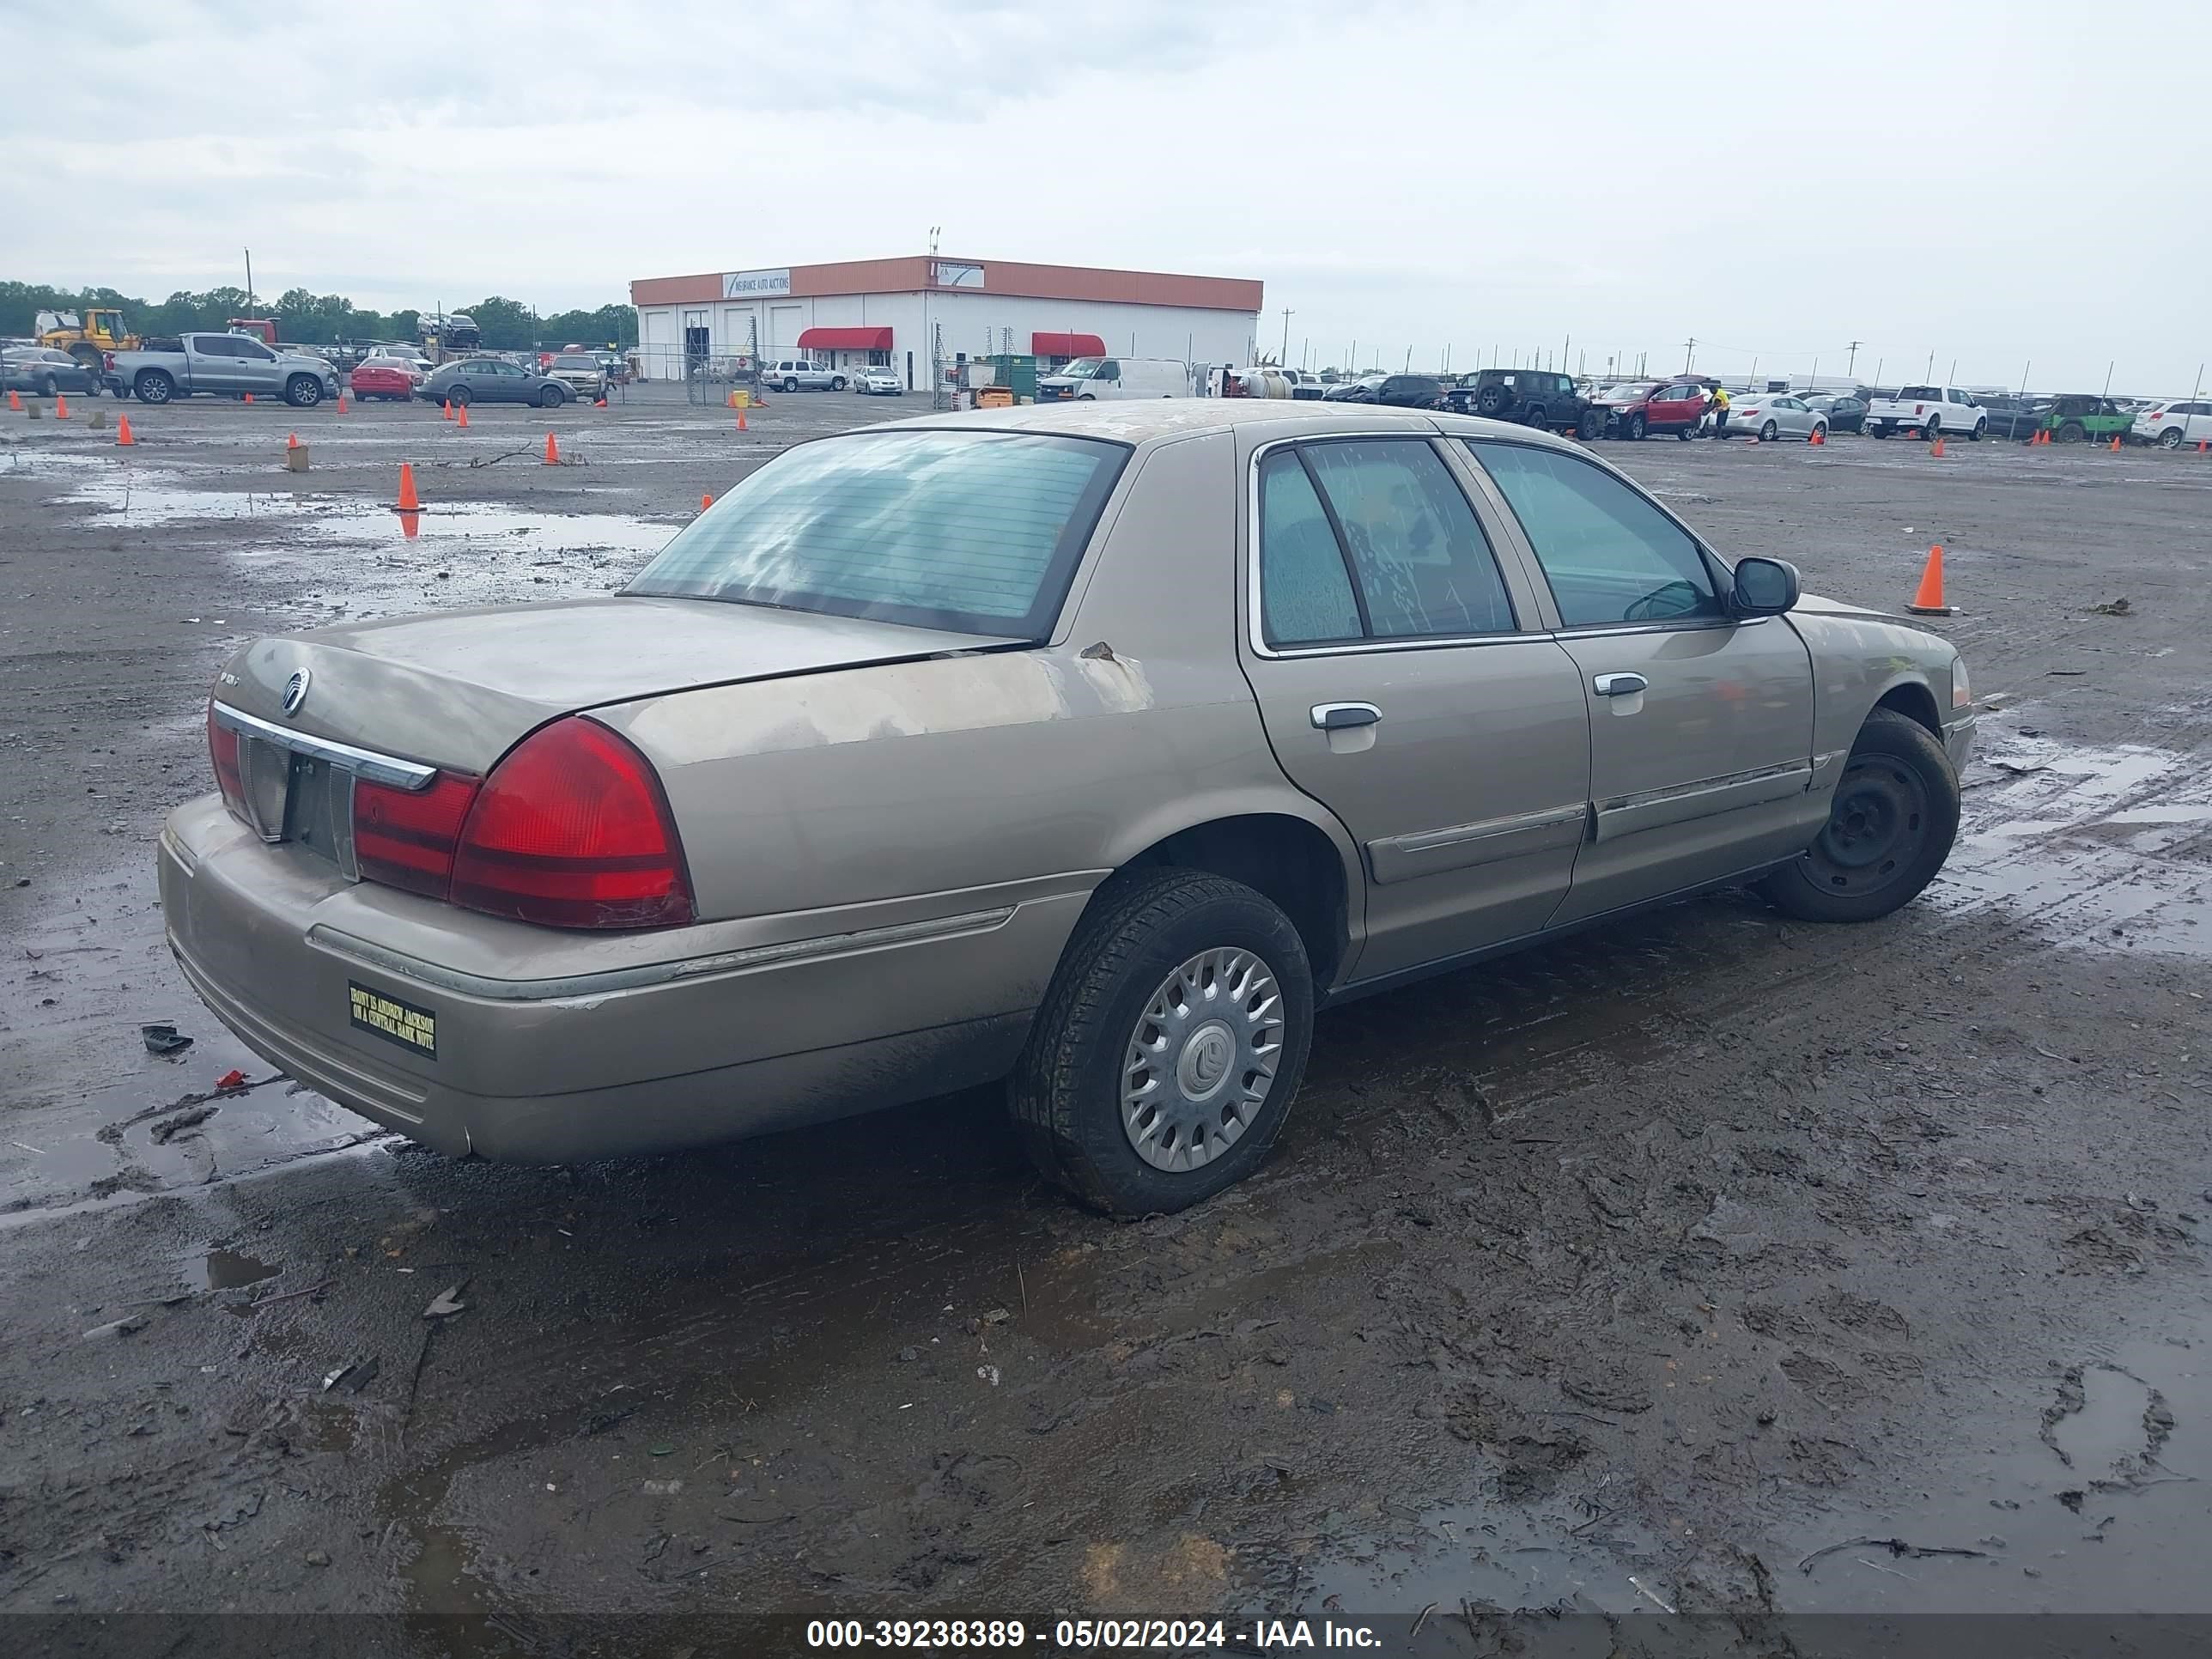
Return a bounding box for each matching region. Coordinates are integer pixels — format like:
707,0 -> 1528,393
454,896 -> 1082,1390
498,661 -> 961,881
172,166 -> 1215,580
1310,702 -> 1382,731
1592,673 -> 1648,698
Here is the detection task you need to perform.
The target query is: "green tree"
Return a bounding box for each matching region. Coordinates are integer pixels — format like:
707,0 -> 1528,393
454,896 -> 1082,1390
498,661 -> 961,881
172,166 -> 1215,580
387,307 -> 421,343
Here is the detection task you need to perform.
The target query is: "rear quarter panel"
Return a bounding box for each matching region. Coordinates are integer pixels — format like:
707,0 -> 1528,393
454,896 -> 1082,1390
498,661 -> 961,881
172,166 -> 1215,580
597,429 -> 1355,926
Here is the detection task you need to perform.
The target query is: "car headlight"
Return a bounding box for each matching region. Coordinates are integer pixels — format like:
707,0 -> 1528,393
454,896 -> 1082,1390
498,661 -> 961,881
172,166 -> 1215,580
1950,655 -> 1972,709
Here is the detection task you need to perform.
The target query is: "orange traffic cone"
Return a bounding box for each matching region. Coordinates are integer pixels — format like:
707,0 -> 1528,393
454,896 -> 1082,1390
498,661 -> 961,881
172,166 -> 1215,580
2198,439 -> 2209,453
2109,434 -> 2123,452
6,389 -> 18,411
395,461 -> 422,512
55,392 -> 70,419
116,414 -> 135,446
544,431 -> 559,465
242,392 -> 253,404
337,392 -> 349,414
399,509 -> 420,540
456,404 -> 469,428
737,409 -> 748,431
1906,545 -> 1956,616
701,493 -> 714,510
287,431 -> 300,450
593,394 -> 607,408
442,399 -> 453,421
1809,425 -> 1825,445
1929,435 -> 1946,458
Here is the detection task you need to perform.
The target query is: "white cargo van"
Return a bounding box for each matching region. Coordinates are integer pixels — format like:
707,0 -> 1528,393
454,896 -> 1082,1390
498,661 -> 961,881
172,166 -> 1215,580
1036,356 -> 1191,401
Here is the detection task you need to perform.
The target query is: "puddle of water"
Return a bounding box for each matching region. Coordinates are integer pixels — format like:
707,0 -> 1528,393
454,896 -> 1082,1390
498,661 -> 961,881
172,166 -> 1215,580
58,469 -> 678,558
199,1246 -> 280,1291
1936,738 -> 2212,959
1782,1316 -> 2212,1613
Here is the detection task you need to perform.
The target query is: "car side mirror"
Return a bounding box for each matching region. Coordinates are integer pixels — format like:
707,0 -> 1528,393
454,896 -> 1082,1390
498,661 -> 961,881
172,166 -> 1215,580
1732,556 -> 1801,617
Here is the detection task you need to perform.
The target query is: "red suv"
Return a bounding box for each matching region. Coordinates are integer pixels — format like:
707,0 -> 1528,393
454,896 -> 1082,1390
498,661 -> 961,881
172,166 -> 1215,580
1595,380 -> 1711,441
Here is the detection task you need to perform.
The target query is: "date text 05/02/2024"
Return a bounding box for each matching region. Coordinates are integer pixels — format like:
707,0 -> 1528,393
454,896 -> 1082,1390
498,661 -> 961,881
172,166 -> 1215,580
805,1619 -> 1382,1650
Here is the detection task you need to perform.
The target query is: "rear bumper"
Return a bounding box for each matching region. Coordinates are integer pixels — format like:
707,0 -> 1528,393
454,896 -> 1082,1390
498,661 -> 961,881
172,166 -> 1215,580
158,795 -> 1085,1161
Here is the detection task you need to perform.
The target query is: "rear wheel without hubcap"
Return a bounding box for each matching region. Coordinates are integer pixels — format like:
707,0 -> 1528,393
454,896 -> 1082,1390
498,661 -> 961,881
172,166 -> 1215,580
1012,870 -> 1313,1216
1758,708 -> 1960,923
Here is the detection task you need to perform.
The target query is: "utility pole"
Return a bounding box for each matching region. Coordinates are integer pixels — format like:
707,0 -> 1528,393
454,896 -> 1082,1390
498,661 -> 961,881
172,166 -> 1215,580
1844,340 -> 1862,380
1279,308 -> 1292,366
243,248 -> 254,317
2101,360 -> 2115,398
1925,350 -> 1936,380
2017,360 -> 2031,398
1683,337 -> 1696,373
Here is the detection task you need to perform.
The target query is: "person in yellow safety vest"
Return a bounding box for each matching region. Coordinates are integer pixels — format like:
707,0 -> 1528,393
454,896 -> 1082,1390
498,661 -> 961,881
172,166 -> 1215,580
1708,383 -> 1731,439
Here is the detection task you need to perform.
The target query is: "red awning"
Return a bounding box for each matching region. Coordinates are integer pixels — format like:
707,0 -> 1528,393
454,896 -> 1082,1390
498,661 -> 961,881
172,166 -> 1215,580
796,326 -> 892,350
1032,331 -> 1105,358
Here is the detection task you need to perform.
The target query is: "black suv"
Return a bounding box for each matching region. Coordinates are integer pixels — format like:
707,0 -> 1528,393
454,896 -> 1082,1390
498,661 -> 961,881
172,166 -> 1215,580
1375,373 -> 1446,409
1442,368 -> 1595,435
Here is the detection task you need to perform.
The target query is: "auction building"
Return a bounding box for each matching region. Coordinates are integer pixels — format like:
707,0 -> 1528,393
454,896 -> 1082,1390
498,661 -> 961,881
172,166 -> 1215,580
629,255 -> 1264,391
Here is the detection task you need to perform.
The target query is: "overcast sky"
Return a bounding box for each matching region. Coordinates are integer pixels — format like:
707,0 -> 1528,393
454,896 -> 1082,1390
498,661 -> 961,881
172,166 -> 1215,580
8,0 -> 2206,390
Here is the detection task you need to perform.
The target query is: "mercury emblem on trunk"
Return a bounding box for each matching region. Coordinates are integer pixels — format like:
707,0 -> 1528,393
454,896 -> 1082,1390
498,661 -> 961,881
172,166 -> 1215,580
282,669 -> 311,715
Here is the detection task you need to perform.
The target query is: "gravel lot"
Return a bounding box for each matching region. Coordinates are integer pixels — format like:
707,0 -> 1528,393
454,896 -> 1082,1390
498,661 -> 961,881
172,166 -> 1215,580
2,390 -> 2207,1650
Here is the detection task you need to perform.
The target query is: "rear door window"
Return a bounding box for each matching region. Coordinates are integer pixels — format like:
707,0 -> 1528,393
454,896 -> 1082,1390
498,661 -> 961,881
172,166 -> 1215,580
1466,441 -> 1723,629
1265,439 -> 1517,641
1256,452 -> 1363,647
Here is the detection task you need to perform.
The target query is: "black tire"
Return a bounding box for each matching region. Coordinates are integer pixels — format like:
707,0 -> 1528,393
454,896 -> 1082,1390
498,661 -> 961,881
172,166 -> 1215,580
1812,422 -> 1827,444
1010,869 -> 1315,1217
283,374 -> 321,408
2160,427 -> 2185,449
1678,423 -> 1696,441
447,384 -> 471,407
1522,403 -> 1547,428
1760,419 -> 1779,442
1577,410 -> 1601,441
782,376 -> 799,392
1970,420 -> 1985,441
1923,416 -> 1940,441
40,374 -> 59,398
1627,412 -> 1646,441
830,375 -> 847,392
1757,709 -> 1960,924
1873,425 -> 1891,439
134,370 -> 173,405
2056,421 -> 2085,445
538,384 -> 564,408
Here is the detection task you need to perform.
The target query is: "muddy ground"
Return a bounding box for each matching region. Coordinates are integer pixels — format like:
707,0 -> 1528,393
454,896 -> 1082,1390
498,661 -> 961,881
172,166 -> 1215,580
1,390 -> 2208,1653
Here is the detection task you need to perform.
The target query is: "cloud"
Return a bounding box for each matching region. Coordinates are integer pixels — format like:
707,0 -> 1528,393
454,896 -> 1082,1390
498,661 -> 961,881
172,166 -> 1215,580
2,0 -> 2205,388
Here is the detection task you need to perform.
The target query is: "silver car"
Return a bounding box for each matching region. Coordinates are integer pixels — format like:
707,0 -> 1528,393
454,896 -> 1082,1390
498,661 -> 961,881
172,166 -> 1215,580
161,404 -> 1973,1215
545,353 -> 608,401
1717,392 -> 1827,442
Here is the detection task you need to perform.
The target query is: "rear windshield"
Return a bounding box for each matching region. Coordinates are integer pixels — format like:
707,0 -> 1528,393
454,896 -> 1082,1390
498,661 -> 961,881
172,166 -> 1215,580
1898,385 -> 1941,399
551,356 -> 598,368
624,430 -> 1128,638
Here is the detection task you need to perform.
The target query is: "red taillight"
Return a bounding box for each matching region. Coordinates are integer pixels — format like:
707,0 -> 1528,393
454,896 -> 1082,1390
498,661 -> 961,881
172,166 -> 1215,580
354,772 -> 481,897
447,718 -> 693,929
208,702 -> 245,817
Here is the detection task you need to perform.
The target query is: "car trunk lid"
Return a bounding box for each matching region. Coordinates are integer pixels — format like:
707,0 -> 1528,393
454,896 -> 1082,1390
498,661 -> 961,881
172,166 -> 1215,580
216,596 -> 1019,777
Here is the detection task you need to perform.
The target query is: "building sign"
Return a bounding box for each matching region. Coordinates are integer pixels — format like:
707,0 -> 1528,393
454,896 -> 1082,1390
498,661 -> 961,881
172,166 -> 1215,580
721,268 -> 792,299
932,262 -> 985,289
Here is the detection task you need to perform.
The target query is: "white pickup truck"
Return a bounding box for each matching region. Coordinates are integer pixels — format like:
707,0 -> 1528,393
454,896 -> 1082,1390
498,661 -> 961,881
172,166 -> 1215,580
1865,384 -> 1988,441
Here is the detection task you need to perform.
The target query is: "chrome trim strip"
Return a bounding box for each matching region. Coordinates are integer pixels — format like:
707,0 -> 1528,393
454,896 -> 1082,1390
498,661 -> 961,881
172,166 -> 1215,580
211,702 -> 439,792
307,905 -> 1021,1003
1598,759 -> 1811,814
1385,802 -> 1587,856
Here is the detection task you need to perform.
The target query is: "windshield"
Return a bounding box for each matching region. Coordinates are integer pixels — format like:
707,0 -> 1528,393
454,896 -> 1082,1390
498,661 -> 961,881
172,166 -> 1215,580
1055,357 -> 1103,380
625,431 -> 1129,638
551,356 -> 598,368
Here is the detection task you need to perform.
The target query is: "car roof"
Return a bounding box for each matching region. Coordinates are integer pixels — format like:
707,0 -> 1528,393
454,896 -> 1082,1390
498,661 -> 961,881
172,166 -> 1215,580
870,399 -> 1583,452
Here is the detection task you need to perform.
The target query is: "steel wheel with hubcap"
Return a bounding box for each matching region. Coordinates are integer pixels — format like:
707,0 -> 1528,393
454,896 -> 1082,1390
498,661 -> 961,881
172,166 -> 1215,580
1121,946 -> 1283,1172
1012,869 -> 1313,1215
1758,708 -> 1960,923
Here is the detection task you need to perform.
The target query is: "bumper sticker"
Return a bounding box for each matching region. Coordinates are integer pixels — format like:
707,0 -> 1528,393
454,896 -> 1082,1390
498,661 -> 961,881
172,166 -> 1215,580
349,981 -> 438,1059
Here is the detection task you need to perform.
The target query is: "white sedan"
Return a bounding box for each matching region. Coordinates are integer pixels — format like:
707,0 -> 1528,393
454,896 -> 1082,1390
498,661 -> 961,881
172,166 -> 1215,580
1717,393 -> 1827,443
857,366 -> 904,396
